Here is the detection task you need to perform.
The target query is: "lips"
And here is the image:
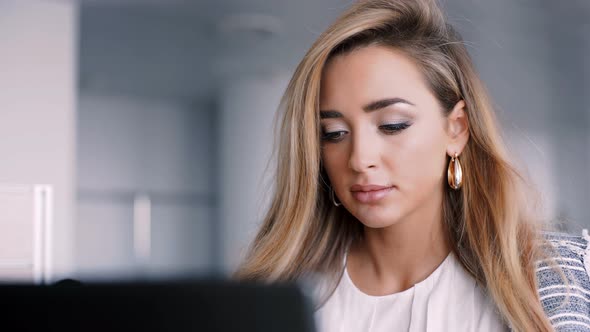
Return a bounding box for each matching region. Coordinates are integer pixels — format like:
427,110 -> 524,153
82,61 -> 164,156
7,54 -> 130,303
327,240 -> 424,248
350,184 -> 394,204
350,184 -> 392,192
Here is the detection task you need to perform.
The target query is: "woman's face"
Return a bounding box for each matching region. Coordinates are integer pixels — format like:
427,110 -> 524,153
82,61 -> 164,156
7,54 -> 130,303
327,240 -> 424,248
319,45 -> 468,229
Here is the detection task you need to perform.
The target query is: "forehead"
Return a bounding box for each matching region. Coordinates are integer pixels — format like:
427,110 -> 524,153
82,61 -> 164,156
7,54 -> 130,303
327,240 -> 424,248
320,45 -> 432,107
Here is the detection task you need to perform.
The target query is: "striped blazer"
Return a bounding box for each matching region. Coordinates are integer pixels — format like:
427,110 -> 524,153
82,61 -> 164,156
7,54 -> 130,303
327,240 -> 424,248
536,230 -> 590,331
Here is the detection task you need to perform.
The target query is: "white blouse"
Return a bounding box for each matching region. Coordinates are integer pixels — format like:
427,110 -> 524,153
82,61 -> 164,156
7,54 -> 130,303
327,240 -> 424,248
314,251 -> 509,332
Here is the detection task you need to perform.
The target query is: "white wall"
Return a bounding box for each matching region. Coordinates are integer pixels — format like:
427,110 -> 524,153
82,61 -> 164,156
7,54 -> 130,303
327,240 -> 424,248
545,21 -> 590,230
218,72 -> 289,271
0,0 -> 78,282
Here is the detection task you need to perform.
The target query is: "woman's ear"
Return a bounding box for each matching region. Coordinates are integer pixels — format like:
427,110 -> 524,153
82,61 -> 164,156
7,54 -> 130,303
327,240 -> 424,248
446,100 -> 469,156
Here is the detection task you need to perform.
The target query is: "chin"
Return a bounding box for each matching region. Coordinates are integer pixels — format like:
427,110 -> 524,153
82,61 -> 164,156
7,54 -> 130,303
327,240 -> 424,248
349,206 -> 402,229
359,220 -> 396,229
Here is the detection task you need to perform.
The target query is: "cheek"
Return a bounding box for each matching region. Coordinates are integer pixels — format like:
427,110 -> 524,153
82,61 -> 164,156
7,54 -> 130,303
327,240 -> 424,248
395,123 -> 447,189
321,148 -> 346,184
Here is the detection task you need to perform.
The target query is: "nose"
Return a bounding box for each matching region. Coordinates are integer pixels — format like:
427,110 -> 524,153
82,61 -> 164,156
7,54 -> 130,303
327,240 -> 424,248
348,131 -> 378,172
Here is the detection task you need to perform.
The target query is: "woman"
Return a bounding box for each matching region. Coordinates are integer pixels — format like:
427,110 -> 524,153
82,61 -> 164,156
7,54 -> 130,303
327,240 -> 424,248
235,0 -> 590,331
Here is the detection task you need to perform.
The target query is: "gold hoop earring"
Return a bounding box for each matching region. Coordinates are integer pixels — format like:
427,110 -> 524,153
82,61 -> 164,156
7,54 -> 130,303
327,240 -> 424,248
447,152 -> 463,190
330,187 -> 342,207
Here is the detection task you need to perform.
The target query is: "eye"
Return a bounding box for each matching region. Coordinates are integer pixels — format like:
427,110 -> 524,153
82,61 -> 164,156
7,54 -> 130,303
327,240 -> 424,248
321,131 -> 347,142
379,122 -> 411,134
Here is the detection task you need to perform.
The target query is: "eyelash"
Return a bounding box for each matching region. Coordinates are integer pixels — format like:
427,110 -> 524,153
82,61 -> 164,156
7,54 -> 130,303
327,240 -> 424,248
379,122 -> 411,134
321,122 -> 411,142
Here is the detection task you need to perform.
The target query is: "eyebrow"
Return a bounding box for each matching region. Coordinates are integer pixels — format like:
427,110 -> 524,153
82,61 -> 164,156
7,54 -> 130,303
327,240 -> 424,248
320,97 -> 415,119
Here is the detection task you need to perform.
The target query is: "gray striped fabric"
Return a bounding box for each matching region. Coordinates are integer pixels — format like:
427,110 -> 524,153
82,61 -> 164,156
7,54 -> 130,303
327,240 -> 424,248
536,230 -> 590,331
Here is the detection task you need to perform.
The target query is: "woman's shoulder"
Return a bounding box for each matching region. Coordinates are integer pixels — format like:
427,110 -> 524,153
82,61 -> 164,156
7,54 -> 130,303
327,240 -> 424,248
538,229 -> 590,276
537,229 -> 590,289
542,229 -> 589,250
536,229 -> 590,330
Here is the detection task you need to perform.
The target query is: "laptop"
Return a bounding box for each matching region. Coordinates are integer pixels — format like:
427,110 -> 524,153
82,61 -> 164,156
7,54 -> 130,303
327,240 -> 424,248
0,279 -> 318,332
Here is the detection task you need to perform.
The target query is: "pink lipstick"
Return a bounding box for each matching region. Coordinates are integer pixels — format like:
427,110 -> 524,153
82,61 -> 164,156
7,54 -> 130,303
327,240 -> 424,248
350,184 -> 394,204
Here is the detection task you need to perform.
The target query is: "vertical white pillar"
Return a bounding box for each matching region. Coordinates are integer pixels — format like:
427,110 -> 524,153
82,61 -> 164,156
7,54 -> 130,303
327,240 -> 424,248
33,185 -> 53,284
133,193 -> 152,270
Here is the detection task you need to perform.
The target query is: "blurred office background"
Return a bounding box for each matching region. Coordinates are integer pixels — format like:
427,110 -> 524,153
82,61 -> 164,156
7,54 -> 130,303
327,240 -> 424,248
0,0 -> 588,283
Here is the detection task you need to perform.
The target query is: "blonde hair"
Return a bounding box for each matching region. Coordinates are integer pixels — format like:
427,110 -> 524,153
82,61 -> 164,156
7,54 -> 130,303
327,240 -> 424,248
235,0 -> 561,330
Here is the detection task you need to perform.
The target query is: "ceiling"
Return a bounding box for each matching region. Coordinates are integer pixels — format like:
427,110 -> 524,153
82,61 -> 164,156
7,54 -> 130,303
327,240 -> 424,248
78,0 -> 589,102
78,0 -> 351,100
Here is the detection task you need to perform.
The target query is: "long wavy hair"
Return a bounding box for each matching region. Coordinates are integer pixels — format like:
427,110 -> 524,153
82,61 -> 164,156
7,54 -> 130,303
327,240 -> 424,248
234,0 -> 562,330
